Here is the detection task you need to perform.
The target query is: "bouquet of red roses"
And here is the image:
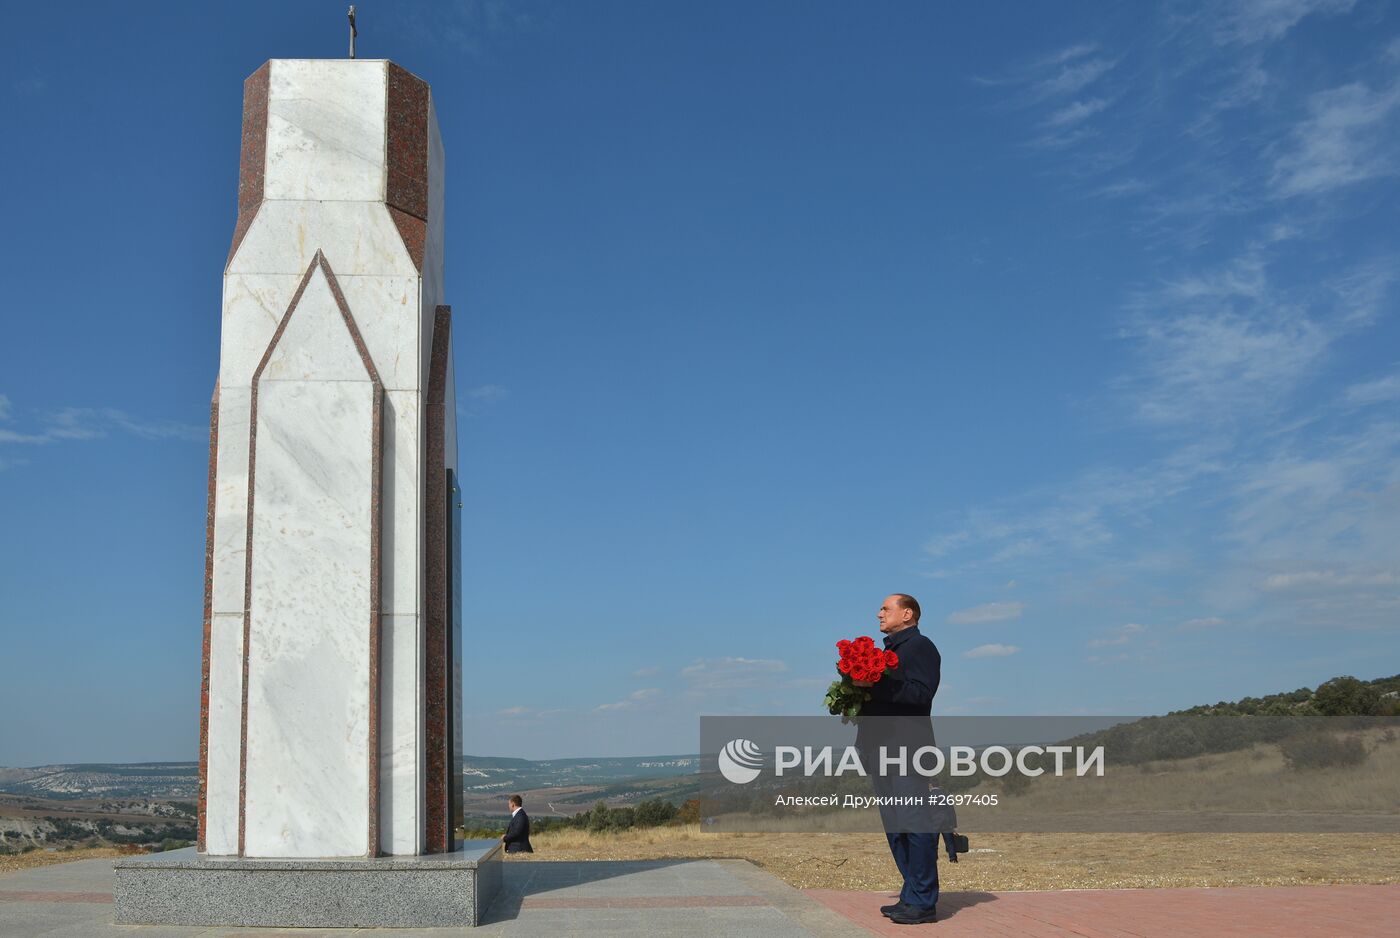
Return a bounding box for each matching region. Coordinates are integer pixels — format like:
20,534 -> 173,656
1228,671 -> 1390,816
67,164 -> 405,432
823,635 -> 899,720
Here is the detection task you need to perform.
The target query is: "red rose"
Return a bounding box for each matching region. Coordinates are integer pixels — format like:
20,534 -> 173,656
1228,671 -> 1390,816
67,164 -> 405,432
837,659 -> 852,674
884,650 -> 899,669
837,640 -> 852,655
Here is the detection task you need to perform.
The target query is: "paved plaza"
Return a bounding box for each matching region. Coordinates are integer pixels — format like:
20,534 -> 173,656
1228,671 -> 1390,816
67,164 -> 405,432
809,883 -> 1400,936
1,856 -> 852,937
4,855 -> 1398,936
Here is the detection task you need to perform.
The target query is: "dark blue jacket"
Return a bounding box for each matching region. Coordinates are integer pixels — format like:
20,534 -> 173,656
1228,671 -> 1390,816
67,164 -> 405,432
856,625 -> 940,755
864,625 -> 941,717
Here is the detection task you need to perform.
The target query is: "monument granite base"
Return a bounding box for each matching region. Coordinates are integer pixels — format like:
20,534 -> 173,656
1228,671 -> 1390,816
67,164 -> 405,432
113,840 -> 502,928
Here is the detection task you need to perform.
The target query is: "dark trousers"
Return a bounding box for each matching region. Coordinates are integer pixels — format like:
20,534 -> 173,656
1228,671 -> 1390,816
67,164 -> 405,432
865,744 -> 939,911
886,831 -> 939,909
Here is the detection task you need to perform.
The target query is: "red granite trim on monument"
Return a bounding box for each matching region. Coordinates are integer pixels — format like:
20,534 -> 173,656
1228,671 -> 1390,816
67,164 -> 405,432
427,307 -> 452,406
226,62 -> 270,269
423,306 -> 452,853
385,62 -> 430,222
238,253 -> 384,858
197,383 -> 220,853
388,206 -> 427,272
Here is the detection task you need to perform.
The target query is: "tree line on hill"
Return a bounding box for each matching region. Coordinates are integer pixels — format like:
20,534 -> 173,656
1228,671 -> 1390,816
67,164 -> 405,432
461,796 -> 699,839
1172,674 -> 1400,718
1063,673 -> 1398,769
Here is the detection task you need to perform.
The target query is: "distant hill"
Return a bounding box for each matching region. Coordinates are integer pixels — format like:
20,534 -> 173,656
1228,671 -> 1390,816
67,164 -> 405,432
1058,672 -> 1400,769
0,764 -> 198,801
461,753 -> 697,794
0,754 -> 700,803
1169,673 -> 1400,717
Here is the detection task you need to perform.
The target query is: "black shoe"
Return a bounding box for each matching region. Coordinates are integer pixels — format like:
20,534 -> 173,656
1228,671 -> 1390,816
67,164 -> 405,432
889,905 -> 938,925
880,901 -> 908,918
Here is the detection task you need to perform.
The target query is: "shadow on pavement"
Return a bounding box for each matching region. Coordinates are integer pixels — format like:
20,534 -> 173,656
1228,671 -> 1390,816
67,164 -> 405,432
938,890 -> 1002,919
481,859 -> 695,924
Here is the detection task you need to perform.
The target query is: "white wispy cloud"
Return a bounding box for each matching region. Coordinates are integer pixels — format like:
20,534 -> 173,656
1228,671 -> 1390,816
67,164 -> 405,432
595,688 -> 661,711
1093,178 -> 1152,199
923,531 -> 970,557
1085,652 -> 1136,665
1045,97 -> 1112,128
946,11 -> 1400,653
1345,373 -> 1400,405
964,643 -> 1020,659
976,41 -> 1118,148
975,1 -> 1382,254
0,399 -> 204,446
467,384 -> 509,403
403,0 -> 540,60
679,657 -> 787,691
946,602 -> 1024,625
1262,570 -> 1399,590
1038,43 -> 1101,67
1087,623 -> 1147,648
1034,57 -> 1118,100
922,438 -> 1230,572
1121,305 -> 1327,427
1273,79 -> 1400,197
1113,247 -> 1396,429
1180,616 -> 1226,630
1203,419 -> 1400,630
1211,0 -> 1356,46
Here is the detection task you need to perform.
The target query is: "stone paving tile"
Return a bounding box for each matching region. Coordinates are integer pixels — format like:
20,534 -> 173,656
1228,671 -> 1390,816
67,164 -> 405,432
559,906 -> 822,938
0,890 -> 113,904
0,902 -> 114,938
805,884 -> 1400,937
502,859 -> 752,899
521,894 -> 770,908
200,930 -> 362,937
0,858 -> 115,893
0,857 -> 850,937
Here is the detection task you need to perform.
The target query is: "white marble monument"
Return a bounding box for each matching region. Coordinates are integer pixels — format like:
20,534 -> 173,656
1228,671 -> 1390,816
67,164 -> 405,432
115,57 -> 495,930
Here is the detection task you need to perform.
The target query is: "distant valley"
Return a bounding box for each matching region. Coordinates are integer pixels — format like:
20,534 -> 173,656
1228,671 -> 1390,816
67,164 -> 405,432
0,754 -> 701,851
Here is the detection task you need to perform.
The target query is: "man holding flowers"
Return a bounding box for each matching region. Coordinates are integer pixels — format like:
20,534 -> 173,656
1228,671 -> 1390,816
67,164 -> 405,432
854,594 -> 942,925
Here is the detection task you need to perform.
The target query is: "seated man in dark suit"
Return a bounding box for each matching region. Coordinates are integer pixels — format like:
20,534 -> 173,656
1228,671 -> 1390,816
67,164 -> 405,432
502,794 -> 533,853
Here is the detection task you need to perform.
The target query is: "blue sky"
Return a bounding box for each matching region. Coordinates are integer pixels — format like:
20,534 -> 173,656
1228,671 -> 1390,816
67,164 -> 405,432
2,1 -> 1398,764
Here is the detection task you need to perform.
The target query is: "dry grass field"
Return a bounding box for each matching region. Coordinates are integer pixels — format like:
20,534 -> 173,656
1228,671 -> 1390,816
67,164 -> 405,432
519,827 -> 1400,891
0,846 -> 128,875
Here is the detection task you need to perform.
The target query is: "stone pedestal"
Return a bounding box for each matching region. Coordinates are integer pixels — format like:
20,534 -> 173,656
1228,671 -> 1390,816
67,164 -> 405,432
114,841 -> 502,928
